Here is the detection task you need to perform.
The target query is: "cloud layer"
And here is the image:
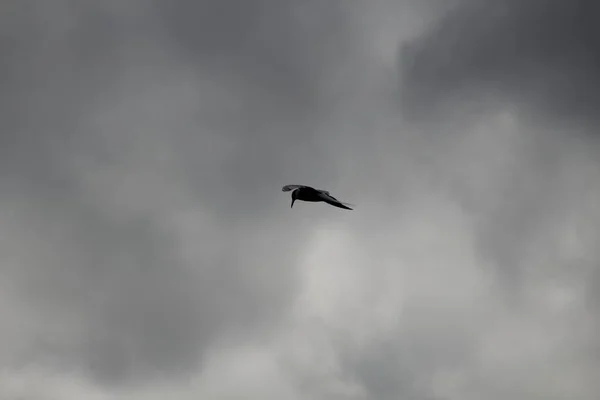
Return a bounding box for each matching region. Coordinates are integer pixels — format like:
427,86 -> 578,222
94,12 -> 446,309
0,1 -> 598,399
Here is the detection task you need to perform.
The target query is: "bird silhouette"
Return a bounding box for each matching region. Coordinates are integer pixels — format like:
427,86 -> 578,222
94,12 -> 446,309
282,184 -> 354,210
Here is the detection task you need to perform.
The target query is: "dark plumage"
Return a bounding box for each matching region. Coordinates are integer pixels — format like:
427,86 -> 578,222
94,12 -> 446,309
282,184 -> 353,210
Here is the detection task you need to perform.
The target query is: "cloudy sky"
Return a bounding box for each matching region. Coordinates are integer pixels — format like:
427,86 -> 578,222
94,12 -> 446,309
1,0 -> 599,399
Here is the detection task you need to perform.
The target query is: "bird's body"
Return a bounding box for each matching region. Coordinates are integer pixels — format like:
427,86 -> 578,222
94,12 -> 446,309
282,184 -> 353,210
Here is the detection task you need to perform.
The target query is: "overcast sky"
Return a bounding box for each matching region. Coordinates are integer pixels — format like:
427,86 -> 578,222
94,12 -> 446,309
1,1 -> 599,399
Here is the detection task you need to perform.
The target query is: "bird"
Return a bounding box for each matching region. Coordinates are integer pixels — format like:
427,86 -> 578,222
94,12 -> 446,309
282,184 -> 354,210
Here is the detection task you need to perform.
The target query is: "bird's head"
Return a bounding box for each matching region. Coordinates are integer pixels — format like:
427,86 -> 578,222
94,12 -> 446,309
291,189 -> 299,208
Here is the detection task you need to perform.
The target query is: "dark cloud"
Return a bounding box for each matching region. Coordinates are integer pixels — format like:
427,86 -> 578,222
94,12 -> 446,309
399,0 -> 600,125
157,0 -> 355,110
1,1 -> 599,399
394,3 -> 600,396
0,0 -> 360,387
397,0 -> 600,300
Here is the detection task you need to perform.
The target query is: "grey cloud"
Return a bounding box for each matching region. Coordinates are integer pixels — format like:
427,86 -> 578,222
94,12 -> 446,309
0,0 -> 360,387
341,308 -> 478,400
156,0 -> 356,111
1,0 -> 600,399
396,0 -> 600,297
149,0 -> 365,219
398,0 -> 600,125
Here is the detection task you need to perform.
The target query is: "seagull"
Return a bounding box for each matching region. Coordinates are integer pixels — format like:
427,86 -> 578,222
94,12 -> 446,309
282,184 -> 354,210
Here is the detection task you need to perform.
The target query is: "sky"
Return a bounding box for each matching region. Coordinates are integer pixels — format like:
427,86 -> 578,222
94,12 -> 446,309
0,1 -> 599,399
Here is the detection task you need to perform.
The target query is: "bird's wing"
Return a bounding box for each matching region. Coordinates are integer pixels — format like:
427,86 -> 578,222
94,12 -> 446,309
282,184 -> 307,192
316,189 -> 345,203
316,191 -> 355,210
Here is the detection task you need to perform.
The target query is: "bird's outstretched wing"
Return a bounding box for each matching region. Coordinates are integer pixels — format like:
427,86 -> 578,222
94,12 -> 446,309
317,191 -> 354,210
317,189 -> 351,204
282,184 -> 308,192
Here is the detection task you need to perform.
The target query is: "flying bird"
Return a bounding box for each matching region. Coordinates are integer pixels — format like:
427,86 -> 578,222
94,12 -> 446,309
282,184 -> 354,210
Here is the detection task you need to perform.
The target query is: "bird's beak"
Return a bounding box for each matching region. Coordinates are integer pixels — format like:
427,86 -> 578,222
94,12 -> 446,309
291,198 -> 296,208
